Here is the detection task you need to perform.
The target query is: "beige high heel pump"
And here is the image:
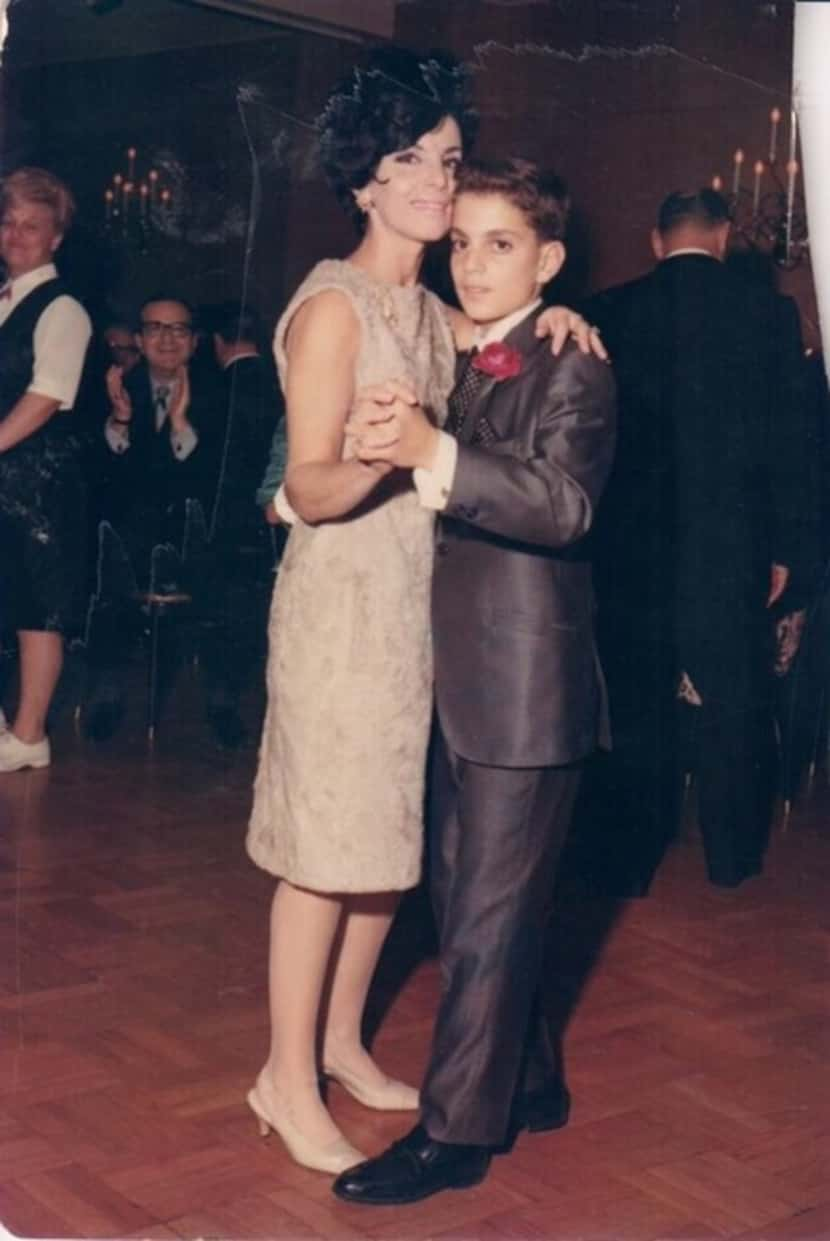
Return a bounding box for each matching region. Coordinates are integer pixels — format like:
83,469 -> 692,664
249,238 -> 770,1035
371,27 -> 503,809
247,1071 -> 366,1175
323,1053 -> 420,1111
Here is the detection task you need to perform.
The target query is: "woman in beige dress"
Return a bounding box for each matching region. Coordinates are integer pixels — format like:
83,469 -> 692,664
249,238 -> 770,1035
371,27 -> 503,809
246,46 -> 597,1175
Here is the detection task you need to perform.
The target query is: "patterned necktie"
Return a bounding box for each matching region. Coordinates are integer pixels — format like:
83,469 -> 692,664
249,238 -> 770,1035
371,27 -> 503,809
154,385 -> 170,428
444,348 -> 485,438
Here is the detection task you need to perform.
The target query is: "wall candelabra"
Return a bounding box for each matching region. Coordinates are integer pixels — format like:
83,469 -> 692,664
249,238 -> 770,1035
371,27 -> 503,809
103,147 -> 173,252
713,107 -> 808,269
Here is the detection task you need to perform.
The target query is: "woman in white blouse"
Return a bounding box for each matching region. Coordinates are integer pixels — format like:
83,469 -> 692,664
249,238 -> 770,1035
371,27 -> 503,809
0,167 -> 92,772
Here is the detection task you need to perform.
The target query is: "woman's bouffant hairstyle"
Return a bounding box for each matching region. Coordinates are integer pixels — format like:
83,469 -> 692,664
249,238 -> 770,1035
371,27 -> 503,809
318,45 -> 478,231
455,157 -> 570,242
0,167 -> 76,233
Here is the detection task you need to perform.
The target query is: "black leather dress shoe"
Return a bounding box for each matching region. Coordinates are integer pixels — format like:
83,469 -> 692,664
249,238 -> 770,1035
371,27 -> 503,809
520,1079 -> 571,1133
332,1124 -> 490,1206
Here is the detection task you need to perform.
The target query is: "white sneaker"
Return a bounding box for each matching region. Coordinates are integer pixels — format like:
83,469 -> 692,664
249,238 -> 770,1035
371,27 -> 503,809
0,731 -> 50,772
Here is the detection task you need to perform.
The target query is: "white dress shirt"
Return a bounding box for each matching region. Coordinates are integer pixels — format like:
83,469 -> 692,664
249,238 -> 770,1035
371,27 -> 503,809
414,298 -> 541,510
0,263 -> 91,409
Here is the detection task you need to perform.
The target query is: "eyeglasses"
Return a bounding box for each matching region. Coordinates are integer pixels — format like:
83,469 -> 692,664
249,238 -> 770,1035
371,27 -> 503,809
140,321 -> 193,339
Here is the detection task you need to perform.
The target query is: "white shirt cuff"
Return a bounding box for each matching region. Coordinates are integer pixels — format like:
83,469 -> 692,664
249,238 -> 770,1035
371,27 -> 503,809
171,424 -> 198,460
105,416 -> 130,454
274,483 -> 299,525
414,431 -> 457,511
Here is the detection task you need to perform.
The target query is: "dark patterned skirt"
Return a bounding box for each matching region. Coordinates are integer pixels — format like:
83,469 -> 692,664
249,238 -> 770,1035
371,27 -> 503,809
0,432 -> 87,636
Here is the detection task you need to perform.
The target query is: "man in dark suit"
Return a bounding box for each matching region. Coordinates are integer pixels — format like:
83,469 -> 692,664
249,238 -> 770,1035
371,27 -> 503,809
198,302 -> 282,745
334,158 -> 616,1205
102,295 -> 208,554
572,189 -> 815,895
85,295 -> 220,740
209,301 -> 281,543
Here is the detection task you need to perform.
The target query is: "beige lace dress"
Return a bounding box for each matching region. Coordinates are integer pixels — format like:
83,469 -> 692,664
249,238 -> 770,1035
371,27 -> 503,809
247,260 -> 455,892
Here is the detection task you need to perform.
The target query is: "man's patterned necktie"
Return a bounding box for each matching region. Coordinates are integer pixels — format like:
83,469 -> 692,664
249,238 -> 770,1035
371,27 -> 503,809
444,348 -> 499,446
444,348 -> 485,438
154,385 -> 170,428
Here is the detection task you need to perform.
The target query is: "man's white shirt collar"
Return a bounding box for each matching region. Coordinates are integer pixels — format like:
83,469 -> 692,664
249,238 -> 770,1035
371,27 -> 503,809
662,248 -> 718,260
472,298 -> 541,349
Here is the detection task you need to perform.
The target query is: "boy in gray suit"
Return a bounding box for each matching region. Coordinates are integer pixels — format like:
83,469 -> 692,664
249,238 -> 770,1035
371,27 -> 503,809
336,159 -> 616,1205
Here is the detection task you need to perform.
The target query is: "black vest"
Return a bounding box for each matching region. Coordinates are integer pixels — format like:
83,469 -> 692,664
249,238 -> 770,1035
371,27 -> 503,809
0,278 -> 75,433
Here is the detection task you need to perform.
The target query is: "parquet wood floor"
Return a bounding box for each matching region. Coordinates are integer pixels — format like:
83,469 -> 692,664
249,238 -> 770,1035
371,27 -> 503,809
1,701 -> 828,1240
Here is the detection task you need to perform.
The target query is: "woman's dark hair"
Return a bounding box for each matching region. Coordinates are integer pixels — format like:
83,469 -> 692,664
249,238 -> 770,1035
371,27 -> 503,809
318,45 -> 478,230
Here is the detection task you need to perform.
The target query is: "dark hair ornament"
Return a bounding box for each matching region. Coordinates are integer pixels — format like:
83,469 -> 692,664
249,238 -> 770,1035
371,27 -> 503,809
317,45 -> 477,231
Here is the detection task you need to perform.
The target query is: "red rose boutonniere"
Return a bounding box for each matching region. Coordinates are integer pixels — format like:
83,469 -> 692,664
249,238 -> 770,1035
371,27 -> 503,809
472,340 -> 523,380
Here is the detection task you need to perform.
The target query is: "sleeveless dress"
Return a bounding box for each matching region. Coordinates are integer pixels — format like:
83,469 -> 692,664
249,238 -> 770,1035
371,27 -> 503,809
247,260 -> 456,892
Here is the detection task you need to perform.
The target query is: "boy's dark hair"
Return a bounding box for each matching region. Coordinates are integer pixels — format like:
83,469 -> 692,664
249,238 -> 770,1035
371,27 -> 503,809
454,158 -> 570,241
657,188 -> 731,235
318,44 -> 478,231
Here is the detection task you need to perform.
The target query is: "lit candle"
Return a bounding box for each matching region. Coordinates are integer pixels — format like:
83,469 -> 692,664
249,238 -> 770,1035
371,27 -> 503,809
140,183 -> 149,219
785,158 -> 799,261
160,187 -> 172,213
788,106 -> 798,170
104,187 -> 114,222
752,160 -> 764,215
123,180 -> 134,218
732,148 -> 745,197
127,146 -> 136,182
712,174 -> 723,192
148,168 -> 159,207
769,107 -> 782,163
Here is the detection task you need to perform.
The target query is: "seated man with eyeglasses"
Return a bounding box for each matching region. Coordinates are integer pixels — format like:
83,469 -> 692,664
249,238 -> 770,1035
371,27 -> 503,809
101,295 -> 222,559
104,296 -> 200,485
88,295 -> 216,741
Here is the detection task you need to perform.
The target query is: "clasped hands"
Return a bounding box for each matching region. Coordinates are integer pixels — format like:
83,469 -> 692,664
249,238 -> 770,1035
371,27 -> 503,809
347,306 -> 607,472
105,363 -> 192,432
347,380 -> 438,473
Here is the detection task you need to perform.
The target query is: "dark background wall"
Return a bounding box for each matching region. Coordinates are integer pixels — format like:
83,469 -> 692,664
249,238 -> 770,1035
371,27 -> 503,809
1,0 -> 818,346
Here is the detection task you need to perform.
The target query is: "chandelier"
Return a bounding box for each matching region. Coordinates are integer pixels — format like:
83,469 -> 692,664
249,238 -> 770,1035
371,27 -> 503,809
712,107 -> 808,270
102,147 -> 173,253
